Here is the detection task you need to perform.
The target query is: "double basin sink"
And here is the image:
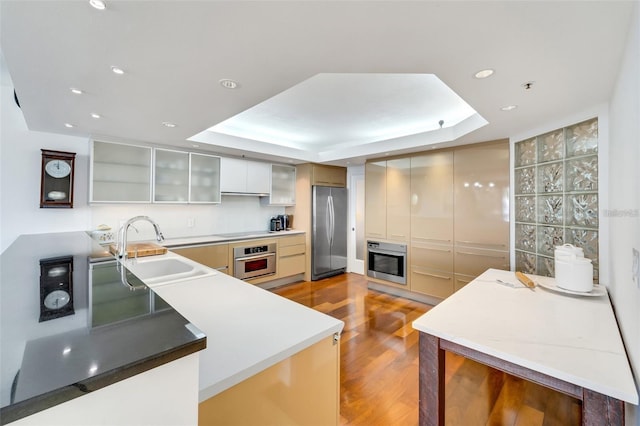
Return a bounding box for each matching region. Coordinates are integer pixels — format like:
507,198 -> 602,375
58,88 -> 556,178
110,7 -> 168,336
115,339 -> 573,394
121,252 -> 216,287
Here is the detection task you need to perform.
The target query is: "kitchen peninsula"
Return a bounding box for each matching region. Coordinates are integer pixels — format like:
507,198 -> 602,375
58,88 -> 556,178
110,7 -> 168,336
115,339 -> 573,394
0,232 -> 344,425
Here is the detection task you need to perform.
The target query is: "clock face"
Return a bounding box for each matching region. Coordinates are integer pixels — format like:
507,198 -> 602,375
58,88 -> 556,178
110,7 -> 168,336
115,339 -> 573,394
43,290 -> 71,310
45,159 -> 71,178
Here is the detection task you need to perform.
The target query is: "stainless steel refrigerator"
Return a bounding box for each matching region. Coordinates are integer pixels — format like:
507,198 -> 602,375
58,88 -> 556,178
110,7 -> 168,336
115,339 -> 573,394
312,186 -> 348,280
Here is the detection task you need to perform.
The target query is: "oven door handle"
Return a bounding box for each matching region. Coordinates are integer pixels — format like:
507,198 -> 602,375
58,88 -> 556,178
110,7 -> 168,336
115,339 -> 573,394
368,248 -> 405,256
235,252 -> 276,262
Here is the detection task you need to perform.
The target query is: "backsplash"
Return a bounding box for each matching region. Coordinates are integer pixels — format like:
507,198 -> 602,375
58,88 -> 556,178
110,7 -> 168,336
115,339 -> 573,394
91,196 -> 285,242
514,118 -> 599,282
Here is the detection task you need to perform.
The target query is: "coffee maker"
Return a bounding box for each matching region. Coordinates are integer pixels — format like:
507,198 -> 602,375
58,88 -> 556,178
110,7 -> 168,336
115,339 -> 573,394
277,214 -> 292,231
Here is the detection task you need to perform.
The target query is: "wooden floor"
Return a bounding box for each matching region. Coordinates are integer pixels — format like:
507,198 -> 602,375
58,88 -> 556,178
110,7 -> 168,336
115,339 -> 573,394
271,273 -> 582,426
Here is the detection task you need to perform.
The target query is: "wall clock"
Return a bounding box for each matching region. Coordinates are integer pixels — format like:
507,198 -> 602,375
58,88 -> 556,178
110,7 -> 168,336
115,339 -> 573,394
39,256 -> 75,322
40,149 -> 76,208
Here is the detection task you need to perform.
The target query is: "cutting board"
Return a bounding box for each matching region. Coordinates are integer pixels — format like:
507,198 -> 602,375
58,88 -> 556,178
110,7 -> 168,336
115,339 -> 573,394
108,242 -> 167,258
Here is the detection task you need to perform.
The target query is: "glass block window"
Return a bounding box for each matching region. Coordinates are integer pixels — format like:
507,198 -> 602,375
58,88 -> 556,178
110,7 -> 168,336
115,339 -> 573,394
514,118 -> 598,282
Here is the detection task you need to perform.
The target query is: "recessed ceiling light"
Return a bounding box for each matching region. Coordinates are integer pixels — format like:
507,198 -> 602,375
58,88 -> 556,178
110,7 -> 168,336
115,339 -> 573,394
474,69 -> 494,79
89,0 -> 106,10
500,105 -> 518,111
111,66 -> 124,75
64,123 -> 74,128
70,88 -> 83,95
162,122 -> 177,128
219,79 -> 239,89
91,113 -> 101,119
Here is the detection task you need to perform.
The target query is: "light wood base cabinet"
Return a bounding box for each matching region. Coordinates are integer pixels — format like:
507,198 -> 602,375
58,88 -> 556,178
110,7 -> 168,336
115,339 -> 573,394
198,335 -> 340,426
278,234 -> 306,278
171,244 -> 229,274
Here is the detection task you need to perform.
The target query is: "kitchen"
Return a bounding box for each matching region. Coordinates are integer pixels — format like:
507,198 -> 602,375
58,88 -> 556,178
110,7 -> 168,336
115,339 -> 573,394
1,1 -> 639,425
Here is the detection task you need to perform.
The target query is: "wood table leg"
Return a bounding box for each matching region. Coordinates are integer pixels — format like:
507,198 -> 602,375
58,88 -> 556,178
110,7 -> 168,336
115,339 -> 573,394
419,332 -> 445,426
583,388 -> 624,425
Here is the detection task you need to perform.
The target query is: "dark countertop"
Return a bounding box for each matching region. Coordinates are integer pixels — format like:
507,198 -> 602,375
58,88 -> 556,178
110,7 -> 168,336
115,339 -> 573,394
0,232 -> 206,424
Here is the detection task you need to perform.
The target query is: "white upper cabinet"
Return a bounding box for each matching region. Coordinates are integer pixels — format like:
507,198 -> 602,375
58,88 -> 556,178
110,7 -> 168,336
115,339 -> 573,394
91,140 -> 152,203
268,164 -> 296,206
154,149 -> 189,203
220,158 -> 270,194
189,153 -> 221,203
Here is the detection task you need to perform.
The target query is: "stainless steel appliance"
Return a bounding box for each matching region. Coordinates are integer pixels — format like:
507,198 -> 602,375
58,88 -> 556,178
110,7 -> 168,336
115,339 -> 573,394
233,243 -> 276,280
312,186 -> 348,280
367,241 -> 407,285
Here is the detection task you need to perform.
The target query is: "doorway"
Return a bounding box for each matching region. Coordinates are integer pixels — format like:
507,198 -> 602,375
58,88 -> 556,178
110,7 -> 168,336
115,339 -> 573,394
347,166 -> 365,274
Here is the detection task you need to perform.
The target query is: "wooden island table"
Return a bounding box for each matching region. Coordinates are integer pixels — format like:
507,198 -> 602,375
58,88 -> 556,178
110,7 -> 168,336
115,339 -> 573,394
412,268 -> 638,425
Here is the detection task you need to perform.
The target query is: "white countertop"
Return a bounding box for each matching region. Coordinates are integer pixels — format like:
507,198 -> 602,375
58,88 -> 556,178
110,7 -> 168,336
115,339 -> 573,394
412,268 -> 638,404
130,256 -> 343,402
162,229 -> 305,248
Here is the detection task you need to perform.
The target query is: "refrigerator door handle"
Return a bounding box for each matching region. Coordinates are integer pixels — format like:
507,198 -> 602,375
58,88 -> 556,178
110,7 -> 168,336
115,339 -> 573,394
325,196 -> 332,245
328,194 -> 335,247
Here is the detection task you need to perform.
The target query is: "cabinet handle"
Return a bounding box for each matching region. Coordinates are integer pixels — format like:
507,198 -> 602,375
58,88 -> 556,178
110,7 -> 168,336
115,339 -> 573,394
413,237 -> 452,243
413,271 -> 451,280
418,247 -> 451,253
456,251 -> 506,259
368,232 -> 384,236
279,253 -> 304,259
457,241 -> 507,248
390,234 -> 405,238
215,266 -> 228,271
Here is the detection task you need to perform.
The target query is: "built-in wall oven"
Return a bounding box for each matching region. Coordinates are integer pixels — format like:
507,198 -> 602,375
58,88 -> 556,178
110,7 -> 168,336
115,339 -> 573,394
233,243 -> 276,280
367,241 -> 407,285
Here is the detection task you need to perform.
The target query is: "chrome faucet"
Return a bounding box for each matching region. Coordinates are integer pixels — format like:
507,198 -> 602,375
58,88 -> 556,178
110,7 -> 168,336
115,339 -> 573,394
116,216 -> 165,259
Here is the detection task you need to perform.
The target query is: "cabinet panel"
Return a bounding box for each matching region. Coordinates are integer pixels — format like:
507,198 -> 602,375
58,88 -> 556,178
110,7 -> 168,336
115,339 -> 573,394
365,161 -> 386,239
91,141 -> 152,203
189,153 -> 221,203
246,161 -> 271,194
270,164 -> 296,205
171,244 -> 229,273
454,142 -> 510,248
454,247 -> 509,277
279,254 -> 306,277
454,273 -> 475,292
410,152 -> 453,243
220,157 -> 247,193
410,267 -> 454,299
312,164 -> 347,187
154,149 -> 189,203
279,234 -> 306,247
386,158 -> 411,242
411,242 -> 453,272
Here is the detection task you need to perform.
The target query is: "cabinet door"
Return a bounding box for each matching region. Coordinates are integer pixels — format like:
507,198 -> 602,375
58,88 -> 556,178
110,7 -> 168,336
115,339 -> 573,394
312,165 -> 347,187
190,153 -> 221,203
270,164 -> 296,205
453,142 -> 510,249
410,267 -> 454,299
171,244 -> 229,274
385,158 -> 410,242
91,141 -> 152,203
365,161 -> 386,239
154,149 -> 189,203
220,157 -> 247,193
246,161 -> 271,194
410,152 -> 453,244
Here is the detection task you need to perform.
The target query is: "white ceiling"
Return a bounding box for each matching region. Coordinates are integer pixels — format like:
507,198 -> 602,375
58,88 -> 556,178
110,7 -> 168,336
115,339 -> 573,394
0,1 -> 634,166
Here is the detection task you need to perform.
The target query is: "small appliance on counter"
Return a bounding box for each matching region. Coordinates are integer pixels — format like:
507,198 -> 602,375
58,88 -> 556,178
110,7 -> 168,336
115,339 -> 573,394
554,244 -> 593,292
270,214 -> 293,231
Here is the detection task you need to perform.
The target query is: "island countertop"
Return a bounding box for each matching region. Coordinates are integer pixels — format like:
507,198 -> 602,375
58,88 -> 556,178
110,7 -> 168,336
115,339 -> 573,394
0,232 -> 206,424
127,255 -> 345,402
412,268 -> 638,405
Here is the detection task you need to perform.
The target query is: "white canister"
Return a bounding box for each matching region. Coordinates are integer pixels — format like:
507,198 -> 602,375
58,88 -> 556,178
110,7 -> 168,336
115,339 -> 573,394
555,257 -> 593,292
554,244 -> 584,261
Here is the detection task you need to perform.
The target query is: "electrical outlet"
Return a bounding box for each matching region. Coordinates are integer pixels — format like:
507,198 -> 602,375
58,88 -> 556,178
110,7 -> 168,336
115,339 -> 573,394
633,248 -> 639,288
187,218 -> 195,228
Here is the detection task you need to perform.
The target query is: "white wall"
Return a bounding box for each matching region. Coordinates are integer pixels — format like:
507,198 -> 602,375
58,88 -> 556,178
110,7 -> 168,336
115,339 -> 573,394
0,84 -> 92,252
0,83 -> 284,252
608,3 -> 640,424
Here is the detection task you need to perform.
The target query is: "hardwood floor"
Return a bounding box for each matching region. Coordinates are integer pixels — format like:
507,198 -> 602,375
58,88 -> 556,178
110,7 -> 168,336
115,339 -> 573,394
271,273 -> 582,426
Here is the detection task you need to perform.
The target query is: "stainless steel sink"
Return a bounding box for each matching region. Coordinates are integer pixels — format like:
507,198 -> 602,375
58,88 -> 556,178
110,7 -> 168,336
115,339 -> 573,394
122,253 -> 215,286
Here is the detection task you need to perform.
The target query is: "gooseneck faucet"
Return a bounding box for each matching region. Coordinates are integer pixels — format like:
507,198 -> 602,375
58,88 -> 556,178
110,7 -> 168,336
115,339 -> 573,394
116,216 -> 165,259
